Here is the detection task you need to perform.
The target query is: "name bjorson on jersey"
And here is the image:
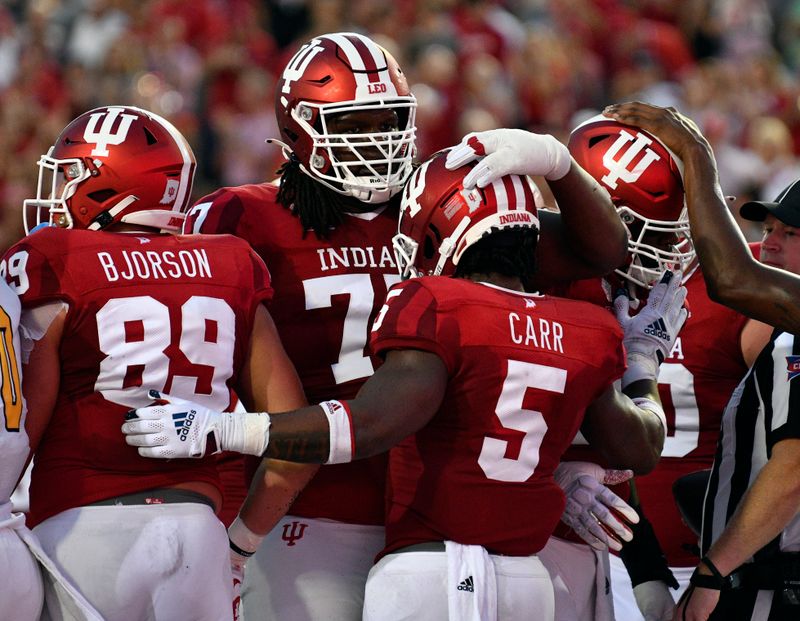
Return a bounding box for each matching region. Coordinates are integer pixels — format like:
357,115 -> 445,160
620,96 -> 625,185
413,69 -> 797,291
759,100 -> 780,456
508,312 -> 564,352
317,246 -> 396,271
97,249 -> 212,282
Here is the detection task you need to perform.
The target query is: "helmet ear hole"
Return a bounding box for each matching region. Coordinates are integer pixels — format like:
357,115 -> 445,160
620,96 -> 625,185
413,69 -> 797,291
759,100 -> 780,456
87,189 -> 116,203
423,235 -> 436,260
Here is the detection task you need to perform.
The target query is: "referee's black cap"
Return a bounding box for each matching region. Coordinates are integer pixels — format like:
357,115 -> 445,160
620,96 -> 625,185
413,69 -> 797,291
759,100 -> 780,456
740,179 -> 800,227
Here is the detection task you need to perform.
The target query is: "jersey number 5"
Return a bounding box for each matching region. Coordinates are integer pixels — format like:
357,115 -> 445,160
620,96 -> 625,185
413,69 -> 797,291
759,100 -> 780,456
479,360 -> 566,482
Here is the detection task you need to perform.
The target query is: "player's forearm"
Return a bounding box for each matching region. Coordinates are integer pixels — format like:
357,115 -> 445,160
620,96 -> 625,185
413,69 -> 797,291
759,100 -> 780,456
238,458 -> 319,535
583,382 -> 665,474
548,162 -> 629,274
681,145 -> 758,301
704,441 -> 800,576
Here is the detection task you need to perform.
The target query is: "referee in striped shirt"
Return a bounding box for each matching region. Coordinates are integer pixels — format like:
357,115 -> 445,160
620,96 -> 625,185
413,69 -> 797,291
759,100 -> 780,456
604,101 -> 800,621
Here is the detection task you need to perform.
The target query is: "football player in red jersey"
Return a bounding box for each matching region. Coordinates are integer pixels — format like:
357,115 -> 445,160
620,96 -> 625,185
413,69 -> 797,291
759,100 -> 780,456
181,31 -> 632,621
124,150 -> 687,620
603,101 -> 800,621
534,116 -> 772,621
1,105 -> 307,620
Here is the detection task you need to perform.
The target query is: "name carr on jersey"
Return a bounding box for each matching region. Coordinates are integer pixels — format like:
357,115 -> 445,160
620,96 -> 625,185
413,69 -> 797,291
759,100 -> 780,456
508,312 -> 564,353
97,249 -> 212,282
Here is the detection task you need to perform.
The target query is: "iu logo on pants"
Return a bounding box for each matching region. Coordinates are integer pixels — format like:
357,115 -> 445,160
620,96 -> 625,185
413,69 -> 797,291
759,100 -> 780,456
281,521 -> 309,546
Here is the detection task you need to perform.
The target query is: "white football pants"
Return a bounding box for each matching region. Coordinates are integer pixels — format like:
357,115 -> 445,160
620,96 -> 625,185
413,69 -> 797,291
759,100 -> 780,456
242,515 -> 384,621
363,549 -> 554,621
34,503 -> 231,621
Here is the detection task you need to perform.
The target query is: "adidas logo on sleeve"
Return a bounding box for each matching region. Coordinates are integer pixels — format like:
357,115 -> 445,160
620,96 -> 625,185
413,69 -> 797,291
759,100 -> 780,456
457,576 -> 474,592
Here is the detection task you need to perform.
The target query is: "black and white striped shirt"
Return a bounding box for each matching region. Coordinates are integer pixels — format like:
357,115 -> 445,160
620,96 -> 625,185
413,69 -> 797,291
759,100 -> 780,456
701,330 -> 800,560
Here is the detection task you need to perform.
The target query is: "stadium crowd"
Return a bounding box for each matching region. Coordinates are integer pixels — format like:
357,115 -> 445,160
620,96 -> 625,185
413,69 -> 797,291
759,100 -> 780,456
1,0 -> 800,252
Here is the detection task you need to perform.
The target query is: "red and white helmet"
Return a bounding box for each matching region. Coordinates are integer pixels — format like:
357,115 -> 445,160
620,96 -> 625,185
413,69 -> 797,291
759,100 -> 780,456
275,32 -> 417,204
394,151 -> 542,279
24,106 -> 195,234
568,114 -> 695,288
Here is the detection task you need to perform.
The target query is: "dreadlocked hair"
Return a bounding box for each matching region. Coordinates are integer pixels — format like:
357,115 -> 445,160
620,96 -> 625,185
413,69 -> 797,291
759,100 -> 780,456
454,227 -> 539,292
276,156 -> 411,239
275,157 -> 347,239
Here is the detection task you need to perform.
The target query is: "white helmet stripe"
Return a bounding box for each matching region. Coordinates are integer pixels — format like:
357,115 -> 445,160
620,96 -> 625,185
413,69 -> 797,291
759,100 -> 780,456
510,175 -> 526,211
490,178 -> 510,212
138,108 -> 194,212
325,32 -> 398,98
326,33 -> 370,71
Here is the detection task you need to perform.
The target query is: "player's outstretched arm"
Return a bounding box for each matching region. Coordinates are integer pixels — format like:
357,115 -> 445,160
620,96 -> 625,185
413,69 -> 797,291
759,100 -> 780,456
266,348 -> 448,462
604,101 -> 800,334
123,348 -> 447,463
445,129 -> 628,285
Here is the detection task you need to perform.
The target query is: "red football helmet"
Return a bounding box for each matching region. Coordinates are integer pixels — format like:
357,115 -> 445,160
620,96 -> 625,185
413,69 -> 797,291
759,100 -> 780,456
275,32 -> 417,204
568,114 -> 695,288
394,151 -> 542,279
24,106 -> 196,234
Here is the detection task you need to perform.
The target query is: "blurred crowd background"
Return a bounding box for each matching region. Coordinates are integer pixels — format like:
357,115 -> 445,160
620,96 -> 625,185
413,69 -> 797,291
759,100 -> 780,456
1,0 -> 800,253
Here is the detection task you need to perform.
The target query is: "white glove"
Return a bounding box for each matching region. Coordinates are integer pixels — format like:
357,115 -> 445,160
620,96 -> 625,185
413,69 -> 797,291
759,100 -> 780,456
121,390 -> 271,458
554,461 -> 639,552
613,270 -> 688,388
445,128 -> 572,187
633,580 -> 676,621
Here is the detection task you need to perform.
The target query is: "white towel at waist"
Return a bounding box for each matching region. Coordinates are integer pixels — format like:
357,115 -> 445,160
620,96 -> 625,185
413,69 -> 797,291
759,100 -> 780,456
445,540 -> 497,621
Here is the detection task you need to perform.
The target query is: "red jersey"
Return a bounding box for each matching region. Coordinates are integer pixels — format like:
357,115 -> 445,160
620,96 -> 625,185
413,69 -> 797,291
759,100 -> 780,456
186,184 -> 400,525
552,267 -> 749,565
3,227 -> 272,526
370,277 -> 626,557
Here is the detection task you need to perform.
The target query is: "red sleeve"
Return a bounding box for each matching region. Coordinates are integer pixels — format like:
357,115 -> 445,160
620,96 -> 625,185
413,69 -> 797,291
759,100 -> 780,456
247,245 -> 273,308
369,280 -> 457,373
184,189 -> 248,236
2,230 -> 75,308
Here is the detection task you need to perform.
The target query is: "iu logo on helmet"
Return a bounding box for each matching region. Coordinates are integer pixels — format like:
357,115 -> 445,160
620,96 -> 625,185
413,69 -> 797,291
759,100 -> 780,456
401,164 -> 427,218
601,130 -> 661,190
84,107 -> 138,158
281,521 -> 309,546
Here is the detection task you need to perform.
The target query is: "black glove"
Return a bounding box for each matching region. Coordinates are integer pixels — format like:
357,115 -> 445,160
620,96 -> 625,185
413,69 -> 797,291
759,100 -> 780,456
620,502 -> 679,590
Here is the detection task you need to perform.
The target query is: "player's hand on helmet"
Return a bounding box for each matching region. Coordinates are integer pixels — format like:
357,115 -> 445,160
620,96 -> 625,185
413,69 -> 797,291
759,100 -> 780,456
445,128 -> 572,188
633,580 -> 676,621
614,269 -> 688,388
553,461 -> 638,552
121,390 -> 271,458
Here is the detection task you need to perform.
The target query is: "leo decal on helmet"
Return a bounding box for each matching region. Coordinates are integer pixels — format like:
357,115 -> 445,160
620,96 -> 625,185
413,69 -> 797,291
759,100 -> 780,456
273,32 -> 417,204
569,114 -> 696,288
393,151 -> 541,279
23,106 -> 196,234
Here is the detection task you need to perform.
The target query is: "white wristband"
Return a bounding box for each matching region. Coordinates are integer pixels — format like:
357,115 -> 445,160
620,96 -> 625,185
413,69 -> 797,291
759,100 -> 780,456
220,411 -> 271,456
320,400 -> 355,464
631,397 -> 667,436
621,352 -> 660,389
228,516 -> 264,558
